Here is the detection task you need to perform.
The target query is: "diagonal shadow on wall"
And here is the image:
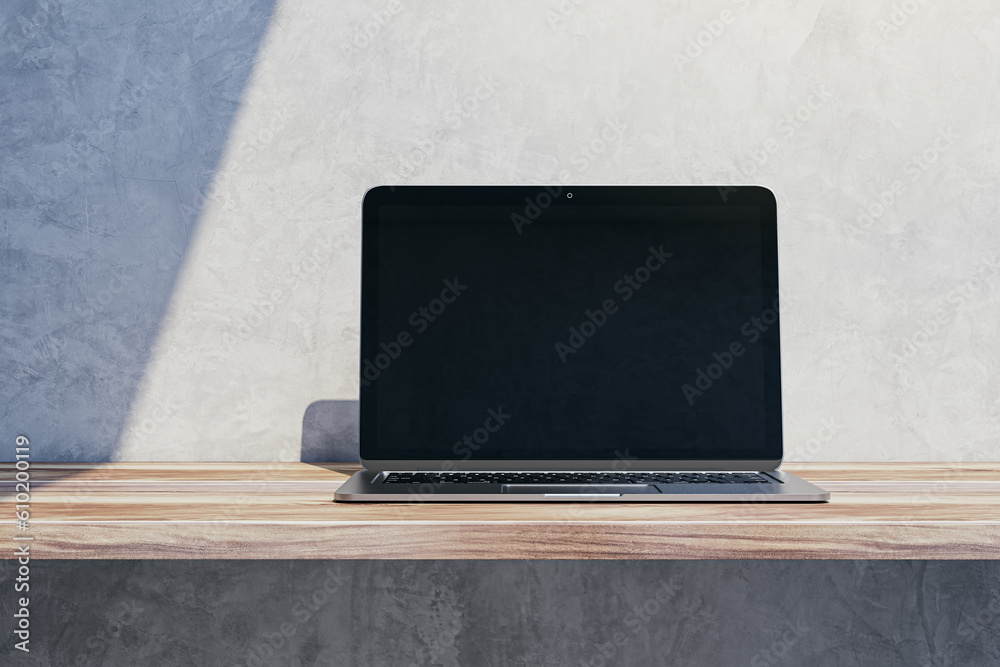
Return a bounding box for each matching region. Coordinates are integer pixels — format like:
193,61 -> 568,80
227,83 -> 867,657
0,1 -> 279,461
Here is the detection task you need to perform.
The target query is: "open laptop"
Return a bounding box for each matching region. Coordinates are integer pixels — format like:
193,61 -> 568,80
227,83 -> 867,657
335,185 -> 829,502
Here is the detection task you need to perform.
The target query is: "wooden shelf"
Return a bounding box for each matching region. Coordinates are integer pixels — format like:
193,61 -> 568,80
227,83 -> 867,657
2,463 -> 999,559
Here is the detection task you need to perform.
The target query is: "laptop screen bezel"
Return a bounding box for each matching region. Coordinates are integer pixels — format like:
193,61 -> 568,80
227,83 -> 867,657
359,185 -> 783,472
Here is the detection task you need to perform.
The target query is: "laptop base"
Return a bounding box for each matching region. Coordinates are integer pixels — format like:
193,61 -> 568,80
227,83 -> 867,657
334,469 -> 829,502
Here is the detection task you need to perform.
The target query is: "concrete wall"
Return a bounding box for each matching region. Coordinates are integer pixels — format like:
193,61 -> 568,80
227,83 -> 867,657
2,559 -> 999,665
3,0 -> 1000,462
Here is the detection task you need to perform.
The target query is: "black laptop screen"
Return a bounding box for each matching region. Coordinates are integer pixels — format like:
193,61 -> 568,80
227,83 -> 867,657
360,187 -> 781,462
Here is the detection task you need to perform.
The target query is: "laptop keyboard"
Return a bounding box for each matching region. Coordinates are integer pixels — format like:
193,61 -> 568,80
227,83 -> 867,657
382,472 -> 773,484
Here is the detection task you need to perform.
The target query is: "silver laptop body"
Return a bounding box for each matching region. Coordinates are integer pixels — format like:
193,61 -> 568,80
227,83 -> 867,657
336,185 -> 829,502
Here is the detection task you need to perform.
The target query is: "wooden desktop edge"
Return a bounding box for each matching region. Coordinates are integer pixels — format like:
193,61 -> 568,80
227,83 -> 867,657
1,462 -> 998,560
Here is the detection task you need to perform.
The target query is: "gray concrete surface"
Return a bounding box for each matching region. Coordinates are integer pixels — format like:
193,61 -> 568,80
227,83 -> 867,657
1,559 -> 998,665
1,0 -> 278,459
3,1 -> 1000,461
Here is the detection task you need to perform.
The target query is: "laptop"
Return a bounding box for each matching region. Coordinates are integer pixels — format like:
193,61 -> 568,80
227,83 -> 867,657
335,185 -> 829,502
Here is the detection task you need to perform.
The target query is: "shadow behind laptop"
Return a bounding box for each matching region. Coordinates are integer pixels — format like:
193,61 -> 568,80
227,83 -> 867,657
302,400 -> 361,465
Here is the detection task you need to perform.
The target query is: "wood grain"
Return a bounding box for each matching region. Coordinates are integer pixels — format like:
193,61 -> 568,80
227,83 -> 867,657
1,463 -> 998,559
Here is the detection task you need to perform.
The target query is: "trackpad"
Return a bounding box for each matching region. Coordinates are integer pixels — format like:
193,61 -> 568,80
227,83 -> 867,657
501,484 -> 660,495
